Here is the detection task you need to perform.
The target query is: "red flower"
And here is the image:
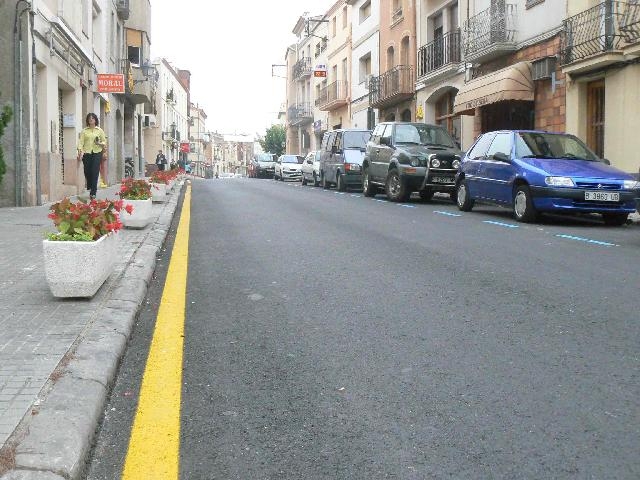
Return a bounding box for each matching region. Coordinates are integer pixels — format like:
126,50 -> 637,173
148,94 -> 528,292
125,204 -> 134,215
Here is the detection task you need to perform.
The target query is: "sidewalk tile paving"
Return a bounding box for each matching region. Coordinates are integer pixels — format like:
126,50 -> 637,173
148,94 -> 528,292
0,180 -> 182,479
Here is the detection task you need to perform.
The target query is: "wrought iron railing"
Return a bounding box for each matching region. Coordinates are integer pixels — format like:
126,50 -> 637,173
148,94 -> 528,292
287,103 -> 313,125
562,1 -> 640,64
417,30 -> 461,78
369,65 -> 414,107
392,7 -> 403,23
315,81 -> 349,108
293,57 -> 313,79
463,1 -> 517,58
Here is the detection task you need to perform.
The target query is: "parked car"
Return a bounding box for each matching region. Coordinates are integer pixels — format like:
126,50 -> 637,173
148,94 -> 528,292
301,151 -> 321,186
455,130 -> 640,225
319,129 -> 372,191
274,154 -> 304,181
362,122 -> 462,202
253,153 -> 277,178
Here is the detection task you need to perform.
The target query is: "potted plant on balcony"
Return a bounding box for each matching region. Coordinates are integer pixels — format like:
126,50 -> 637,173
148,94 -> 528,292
119,178 -> 153,229
43,197 -> 131,298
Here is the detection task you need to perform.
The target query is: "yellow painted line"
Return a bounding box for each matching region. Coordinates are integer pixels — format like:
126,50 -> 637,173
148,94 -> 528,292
122,184 -> 191,479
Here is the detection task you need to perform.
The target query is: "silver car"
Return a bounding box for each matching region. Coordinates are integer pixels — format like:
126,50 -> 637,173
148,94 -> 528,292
274,154 -> 304,181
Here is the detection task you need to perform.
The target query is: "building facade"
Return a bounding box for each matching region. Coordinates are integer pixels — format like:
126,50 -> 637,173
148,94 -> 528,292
144,59 -> 189,172
348,0 -> 380,130
187,103 -> 208,177
562,0 -> 640,174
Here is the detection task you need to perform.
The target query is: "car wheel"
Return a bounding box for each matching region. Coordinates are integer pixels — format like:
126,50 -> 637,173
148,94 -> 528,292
362,169 -> 376,197
336,173 -> 346,192
313,173 -> 320,187
301,175 -> 306,186
322,173 -> 330,189
456,180 -> 474,211
513,185 -> 537,222
602,212 -> 628,226
449,191 -> 457,204
419,189 -> 434,202
385,169 -> 410,202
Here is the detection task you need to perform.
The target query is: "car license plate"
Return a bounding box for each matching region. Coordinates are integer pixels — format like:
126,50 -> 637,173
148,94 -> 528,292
584,191 -> 619,202
432,176 -> 454,184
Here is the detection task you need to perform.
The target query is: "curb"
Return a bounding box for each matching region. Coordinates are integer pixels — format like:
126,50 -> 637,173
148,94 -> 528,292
0,184 -> 183,480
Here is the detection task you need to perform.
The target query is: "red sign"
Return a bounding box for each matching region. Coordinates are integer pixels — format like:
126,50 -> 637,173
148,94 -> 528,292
313,70 -> 327,78
97,74 -> 125,93
180,142 -> 190,153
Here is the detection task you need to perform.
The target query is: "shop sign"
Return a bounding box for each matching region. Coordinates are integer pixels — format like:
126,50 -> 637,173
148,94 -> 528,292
97,74 -> 125,93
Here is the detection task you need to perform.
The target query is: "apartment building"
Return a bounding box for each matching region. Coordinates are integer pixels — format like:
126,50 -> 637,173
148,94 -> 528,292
561,0 -> 640,174
451,0 -> 566,149
317,1 -> 353,130
348,0 -> 380,129
286,14 -> 329,155
187,103 -> 208,177
0,0 -> 156,207
144,59 -> 189,172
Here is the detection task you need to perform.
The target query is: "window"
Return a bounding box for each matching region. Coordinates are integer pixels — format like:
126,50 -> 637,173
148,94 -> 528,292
332,17 -> 337,37
343,6 -> 348,29
341,58 -> 348,81
82,0 -> 89,37
128,46 -> 141,65
486,133 -> 512,157
467,133 -> 496,160
360,1 -> 371,23
359,53 -> 372,84
587,80 -> 605,158
381,125 -> 392,144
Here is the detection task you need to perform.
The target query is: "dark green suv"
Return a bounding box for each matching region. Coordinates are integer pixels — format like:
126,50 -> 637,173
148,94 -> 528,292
362,122 -> 462,202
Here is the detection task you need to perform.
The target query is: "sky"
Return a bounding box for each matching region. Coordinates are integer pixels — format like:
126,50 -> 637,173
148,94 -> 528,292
150,0 -> 337,139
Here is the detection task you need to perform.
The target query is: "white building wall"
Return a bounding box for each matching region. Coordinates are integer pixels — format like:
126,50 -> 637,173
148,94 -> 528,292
350,0 -> 380,130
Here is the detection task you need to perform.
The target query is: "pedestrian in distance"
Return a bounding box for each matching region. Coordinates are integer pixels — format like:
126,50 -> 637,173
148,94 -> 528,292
155,150 -> 168,171
77,113 -> 106,200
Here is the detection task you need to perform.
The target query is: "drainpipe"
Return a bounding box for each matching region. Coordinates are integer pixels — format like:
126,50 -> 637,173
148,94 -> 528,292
30,9 -> 41,205
14,0 -> 30,206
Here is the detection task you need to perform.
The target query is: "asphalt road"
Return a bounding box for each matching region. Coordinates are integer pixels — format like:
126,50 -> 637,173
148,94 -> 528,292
86,178 -> 640,479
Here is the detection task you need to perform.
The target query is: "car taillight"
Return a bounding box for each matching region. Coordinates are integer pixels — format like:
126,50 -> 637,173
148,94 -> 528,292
344,163 -> 361,172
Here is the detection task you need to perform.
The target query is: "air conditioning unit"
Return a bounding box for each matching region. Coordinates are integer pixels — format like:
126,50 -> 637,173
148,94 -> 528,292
532,57 -> 557,81
143,114 -> 157,128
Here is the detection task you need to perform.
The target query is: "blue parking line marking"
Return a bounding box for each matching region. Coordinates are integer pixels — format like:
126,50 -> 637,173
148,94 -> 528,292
350,194 -> 361,198
483,220 -> 519,228
434,211 -> 462,217
335,192 -> 345,195
374,199 -> 387,203
555,234 -> 617,247
398,204 -> 416,208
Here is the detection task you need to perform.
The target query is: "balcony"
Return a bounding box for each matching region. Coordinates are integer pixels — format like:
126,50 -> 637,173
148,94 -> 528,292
463,2 -> 517,63
287,103 -> 313,126
116,0 -> 130,20
316,81 -> 349,111
561,1 -> 640,72
293,57 -> 313,80
369,65 -> 414,109
417,29 -> 462,83
121,60 -> 156,108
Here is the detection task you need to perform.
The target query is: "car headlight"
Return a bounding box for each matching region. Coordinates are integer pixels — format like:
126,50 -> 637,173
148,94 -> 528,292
545,176 -> 575,187
431,158 -> 441,168
410,158 -> 420,167
452,159 -> 461,169
623,180 -> 639,189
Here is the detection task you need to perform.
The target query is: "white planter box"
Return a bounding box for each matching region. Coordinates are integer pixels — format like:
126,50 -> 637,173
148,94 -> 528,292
121,198 -> 153,229
151,183 -> 167,202
43,233 -> 118,298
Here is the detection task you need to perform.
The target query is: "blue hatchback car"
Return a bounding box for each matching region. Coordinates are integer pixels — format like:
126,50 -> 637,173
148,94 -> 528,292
456,130 -> 640,225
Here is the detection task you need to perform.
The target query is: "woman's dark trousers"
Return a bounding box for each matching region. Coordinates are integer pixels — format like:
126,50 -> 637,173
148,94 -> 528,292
82,152 -> 102,198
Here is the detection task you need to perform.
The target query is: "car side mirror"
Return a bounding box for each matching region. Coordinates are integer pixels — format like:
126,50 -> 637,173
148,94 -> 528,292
380,137 -> 391,146
331,145 -> 338,154
602,158 -> 611,165
492,152 -> 510,163
455,141 -> 461,150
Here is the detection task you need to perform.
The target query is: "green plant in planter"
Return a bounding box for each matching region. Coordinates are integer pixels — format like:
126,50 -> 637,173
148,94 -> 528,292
119,178 -> 152,200
46,197 -> 131,241
0,91 -> 13,185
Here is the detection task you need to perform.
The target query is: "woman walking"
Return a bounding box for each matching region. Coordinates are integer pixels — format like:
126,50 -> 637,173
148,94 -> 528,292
77,113 -> 107,200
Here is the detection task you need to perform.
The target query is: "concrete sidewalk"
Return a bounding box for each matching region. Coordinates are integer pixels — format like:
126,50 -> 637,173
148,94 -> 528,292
0,180 -> 184,480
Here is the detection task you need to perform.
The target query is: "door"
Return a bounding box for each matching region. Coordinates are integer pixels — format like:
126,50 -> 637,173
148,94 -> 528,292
463,132 -> 496,198
372,125 -> 393,181
586,80 -> 605,158
482,132 -> 515,203
328,132 -> 343,183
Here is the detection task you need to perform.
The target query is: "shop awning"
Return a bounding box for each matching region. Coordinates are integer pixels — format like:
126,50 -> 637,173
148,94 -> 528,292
453,62 -> 534,114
